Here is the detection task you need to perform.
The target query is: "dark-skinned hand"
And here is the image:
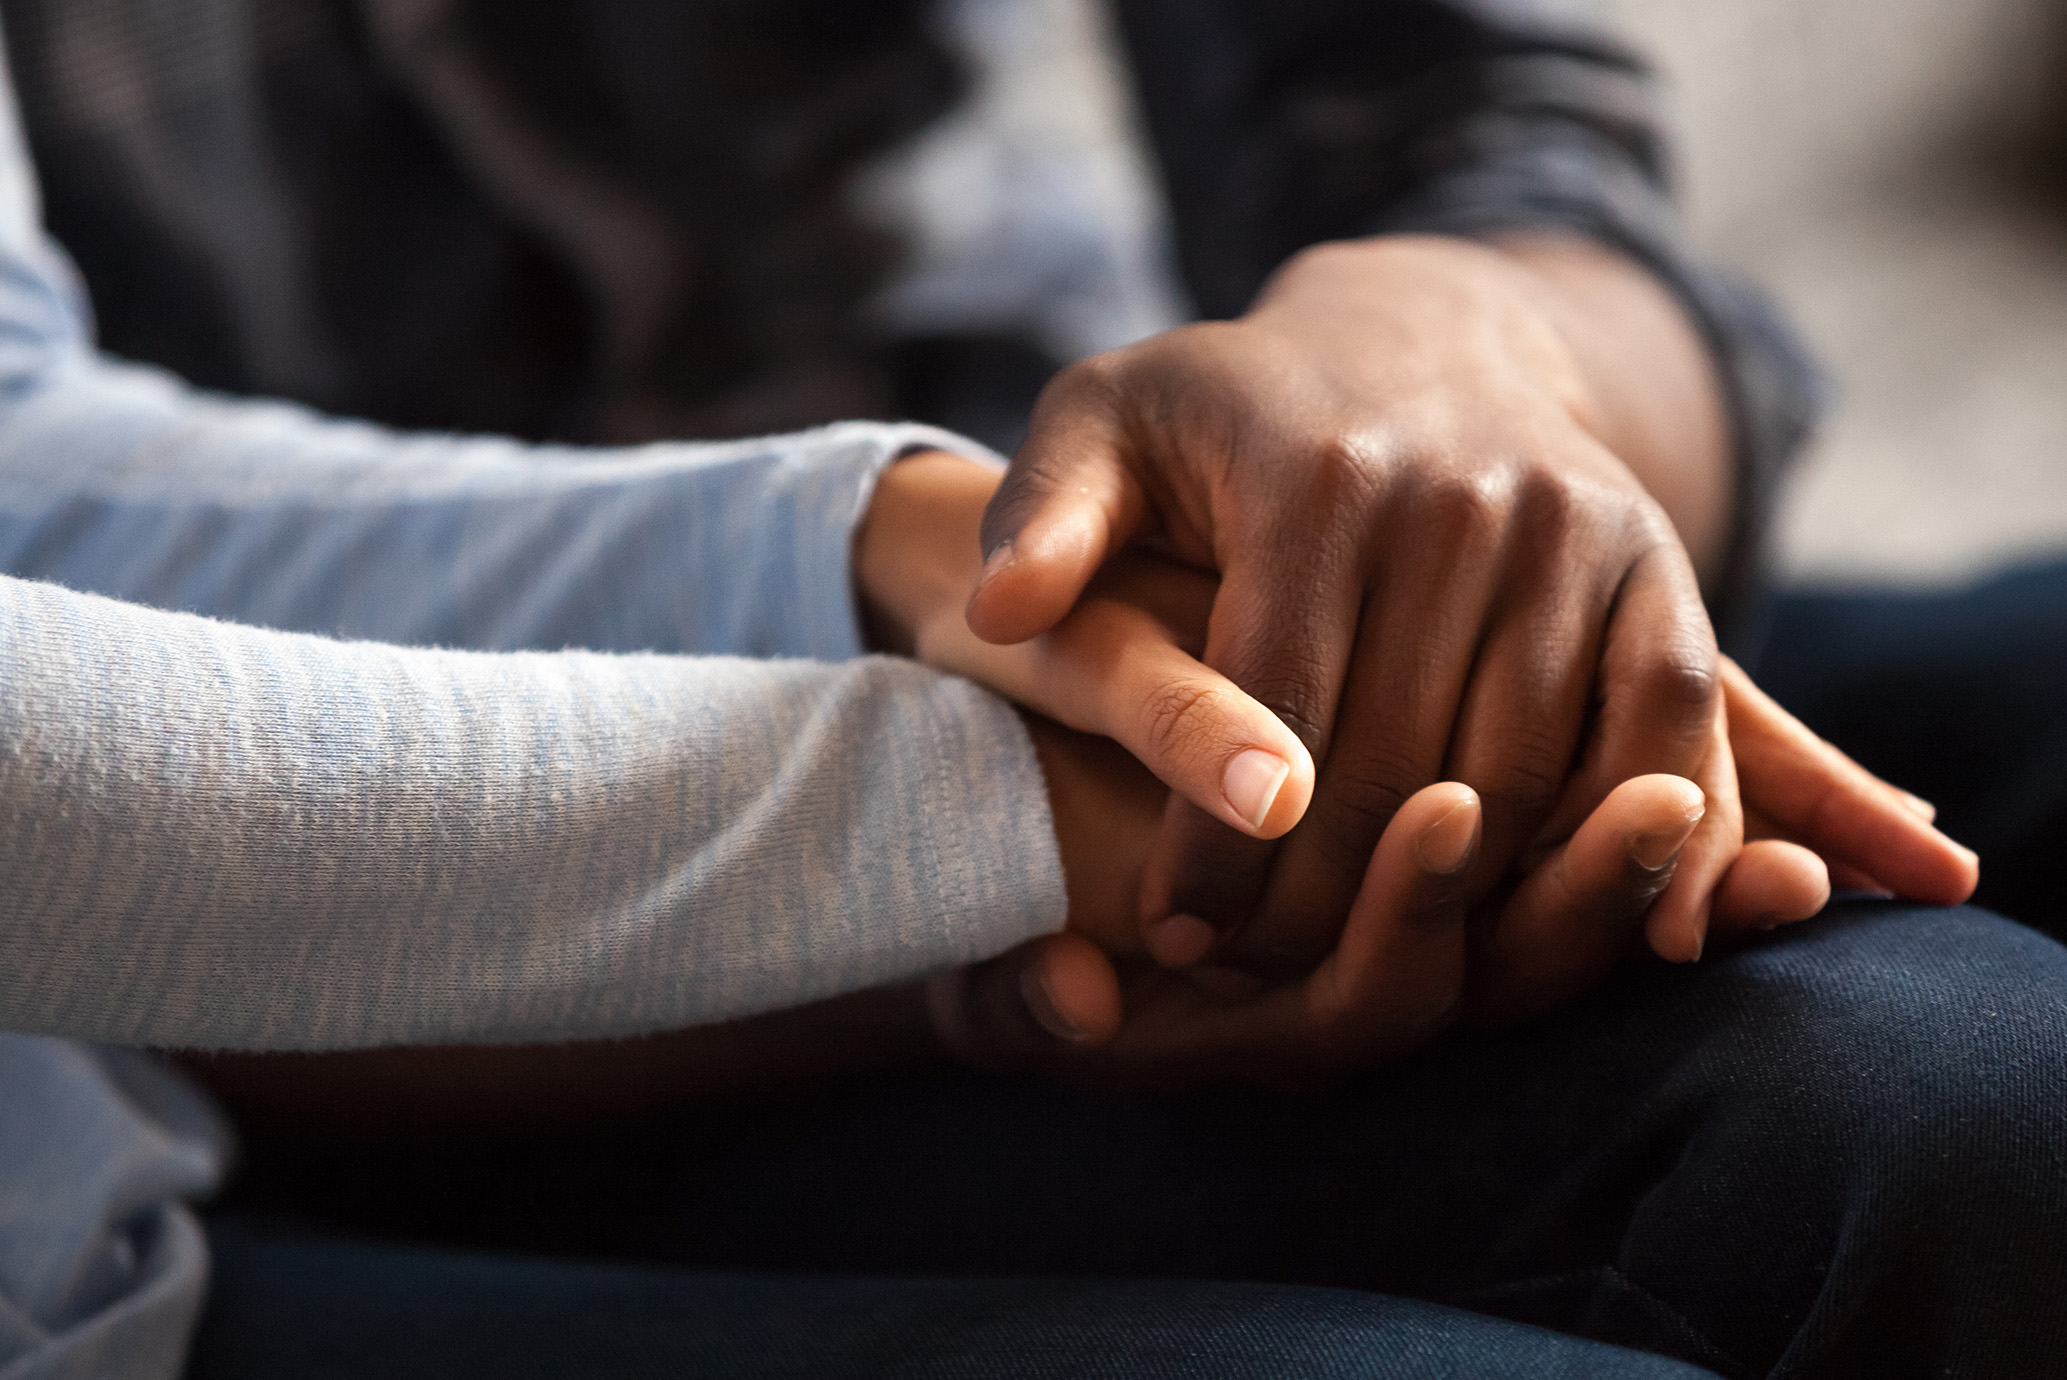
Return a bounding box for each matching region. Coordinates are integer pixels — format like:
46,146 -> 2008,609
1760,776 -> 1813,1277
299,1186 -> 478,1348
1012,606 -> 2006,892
964,234 -> 1744,976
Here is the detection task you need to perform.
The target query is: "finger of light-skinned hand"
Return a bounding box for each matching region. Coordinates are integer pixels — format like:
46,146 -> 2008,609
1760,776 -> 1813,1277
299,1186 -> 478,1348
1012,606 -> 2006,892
1468,773 -> 1705,1021
925,580 -> 1315,840
976,784 -> 1481,1086
1630,689 -> 1740,964
1710,839 -> 1830,932
1722,657 -> 1978,903
966,398 -> 1147,646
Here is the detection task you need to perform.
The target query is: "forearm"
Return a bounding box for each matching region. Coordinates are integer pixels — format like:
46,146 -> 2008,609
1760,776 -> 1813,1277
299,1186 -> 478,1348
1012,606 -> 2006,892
0,577 -> 1063,1050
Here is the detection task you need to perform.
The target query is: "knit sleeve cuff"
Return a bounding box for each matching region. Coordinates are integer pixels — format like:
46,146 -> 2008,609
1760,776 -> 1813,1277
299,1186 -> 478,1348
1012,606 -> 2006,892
780,420 -> 1008,664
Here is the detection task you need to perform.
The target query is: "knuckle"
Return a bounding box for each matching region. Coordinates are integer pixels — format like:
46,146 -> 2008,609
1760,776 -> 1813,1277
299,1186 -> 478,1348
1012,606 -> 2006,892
1414,469 -> 1511,551
1515,464 -> 1581,531
1138,679 -> 1229,760
1622,495 -> 1683,547
1311,432 -> 1385,485
1263,436 -> 1390,545
1235,665 -> 1333,754
1020,355 -> 1128,444
1126,321 -> 1256,403
1633,645 -> 1721,722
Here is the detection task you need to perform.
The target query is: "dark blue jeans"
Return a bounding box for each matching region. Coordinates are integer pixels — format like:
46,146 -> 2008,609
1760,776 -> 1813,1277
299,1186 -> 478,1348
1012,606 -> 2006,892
188,567 -> 2067,1380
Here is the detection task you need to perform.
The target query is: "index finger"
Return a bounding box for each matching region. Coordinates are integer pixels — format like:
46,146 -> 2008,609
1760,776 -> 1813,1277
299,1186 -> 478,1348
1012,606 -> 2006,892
965,368 -> 1148,645
1136,544 -> 1368,964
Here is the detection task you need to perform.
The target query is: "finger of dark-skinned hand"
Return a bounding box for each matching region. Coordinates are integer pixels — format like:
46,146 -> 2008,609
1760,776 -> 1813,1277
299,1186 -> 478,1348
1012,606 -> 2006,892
965,371 -> 1149,646
926,933 -> 1124,1073
1533,535 -> 1719,851
1438,486 -> 1623,903
1217,494 -> 1507,977
1135,540 -> 1371,965
1107,784 -> 1483,1085
1721,658 -> 1978,903
1466,773 -> 1705,1022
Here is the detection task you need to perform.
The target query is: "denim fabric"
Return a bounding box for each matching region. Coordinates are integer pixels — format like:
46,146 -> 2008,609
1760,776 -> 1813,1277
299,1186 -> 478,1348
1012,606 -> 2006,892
210,903 -> 2067,1380
185,1223 -> 1719,1380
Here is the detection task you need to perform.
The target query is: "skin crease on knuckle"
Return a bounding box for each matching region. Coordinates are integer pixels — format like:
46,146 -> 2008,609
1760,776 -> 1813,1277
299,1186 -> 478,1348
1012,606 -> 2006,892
1396,464 -> 1516,573
1139,679 -> 1233,765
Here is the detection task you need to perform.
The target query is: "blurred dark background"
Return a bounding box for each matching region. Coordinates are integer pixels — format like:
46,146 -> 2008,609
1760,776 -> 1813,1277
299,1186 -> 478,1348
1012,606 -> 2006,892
1603,0 -> 2067,586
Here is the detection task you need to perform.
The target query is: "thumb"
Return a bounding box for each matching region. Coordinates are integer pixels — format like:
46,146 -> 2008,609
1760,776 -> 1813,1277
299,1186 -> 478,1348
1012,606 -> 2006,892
967,401 -> 1146,645
926,934 -> 1123,1070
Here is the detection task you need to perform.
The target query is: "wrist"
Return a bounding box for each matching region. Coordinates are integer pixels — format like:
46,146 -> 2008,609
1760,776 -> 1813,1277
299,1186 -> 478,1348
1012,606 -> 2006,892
1484,233 -> 1734,576
1252,235 -> 1612,469
853,448 -> 1001,656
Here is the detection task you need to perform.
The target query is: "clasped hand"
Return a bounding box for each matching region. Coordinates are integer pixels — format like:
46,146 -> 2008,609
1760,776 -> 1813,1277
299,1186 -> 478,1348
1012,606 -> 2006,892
858,234 -> 1977,1084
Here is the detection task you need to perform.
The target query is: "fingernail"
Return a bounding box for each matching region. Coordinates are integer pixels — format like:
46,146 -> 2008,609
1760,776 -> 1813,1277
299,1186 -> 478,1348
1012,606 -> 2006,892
1222,749 -> 1291,832
1898,791 -> 1937,823
1631,811 -> 1703,871
1019,963 -> 1089,1043
977,539 -> 1016,586
1414,797 -> 1481,874
1146,913 -> 1218,968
